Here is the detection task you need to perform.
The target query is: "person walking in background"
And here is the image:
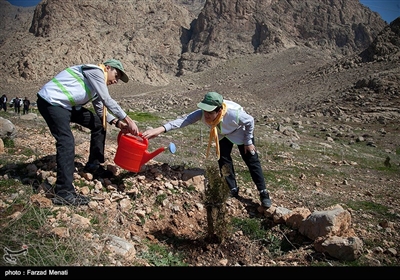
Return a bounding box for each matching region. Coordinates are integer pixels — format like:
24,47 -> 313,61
14,96 -> 21,114
142,91 -> 272,208
37,59 -> 139,206
0,94 -> 4,111
1,94 -> 7,111
23,97 -> 30,114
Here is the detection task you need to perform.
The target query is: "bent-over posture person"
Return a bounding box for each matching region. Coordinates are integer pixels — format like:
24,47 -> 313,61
142,91 -> 272,208
37,59 -> 139,206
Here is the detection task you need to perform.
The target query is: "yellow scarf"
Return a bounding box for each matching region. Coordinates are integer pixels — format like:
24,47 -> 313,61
98,64 -> 108,82
99,64 -> 108,130
205,102 -> 227,159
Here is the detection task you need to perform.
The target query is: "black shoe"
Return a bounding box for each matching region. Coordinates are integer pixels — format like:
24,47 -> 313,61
52,193 -> 90,206
84,163 -> 114,178
260,190 -> 272,208
230,187 -> 239,197
93,167 -> 114,178
84,163 -> 100,172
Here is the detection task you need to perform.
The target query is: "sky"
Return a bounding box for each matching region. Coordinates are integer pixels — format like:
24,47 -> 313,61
359,0 -> 400,23
6,0 -> 400,23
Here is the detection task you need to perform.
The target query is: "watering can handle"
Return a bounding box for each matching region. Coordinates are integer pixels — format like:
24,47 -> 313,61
138,133 -> 148,146
117,131 -> 148,146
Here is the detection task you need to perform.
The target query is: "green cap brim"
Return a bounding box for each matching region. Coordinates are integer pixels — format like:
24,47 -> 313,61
197,102 -> 217,112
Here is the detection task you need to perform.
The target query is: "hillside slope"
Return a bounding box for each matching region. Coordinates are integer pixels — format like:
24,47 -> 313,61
0,0 -> 399,269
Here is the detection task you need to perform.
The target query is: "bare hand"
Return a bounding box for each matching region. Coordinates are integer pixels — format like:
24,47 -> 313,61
245,144 -> 256,155
118,121 -> 130,134
124,116 -> 139,135
142,126 -> 165,139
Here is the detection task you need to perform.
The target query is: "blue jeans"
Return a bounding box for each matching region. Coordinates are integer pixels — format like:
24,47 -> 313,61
218,137 -> 266,193
37,95 -> 106,196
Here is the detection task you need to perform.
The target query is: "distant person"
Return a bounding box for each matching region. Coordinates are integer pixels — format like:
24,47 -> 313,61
14,96 -> 21,114
37,59 -> 139,206
0,94 -> 4,111
23,97 -> 30,114
142,91 -> 272,208
1,94 -> 7,111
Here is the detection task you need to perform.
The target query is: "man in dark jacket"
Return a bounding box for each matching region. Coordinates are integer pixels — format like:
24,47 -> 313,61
23,97 -> 30,114
14,97 -> 21,114
1,94 -> 7,111
0,94 -> 7,112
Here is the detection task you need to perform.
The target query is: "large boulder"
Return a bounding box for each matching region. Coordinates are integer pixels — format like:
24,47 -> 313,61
0,117 -> 16,139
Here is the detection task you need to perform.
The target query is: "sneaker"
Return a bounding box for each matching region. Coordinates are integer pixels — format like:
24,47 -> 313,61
84,163 -> 100,173
260,190 -> 272,208
52,193 -> 90,206
84,163 -> 114,179
230,187 -> 239,198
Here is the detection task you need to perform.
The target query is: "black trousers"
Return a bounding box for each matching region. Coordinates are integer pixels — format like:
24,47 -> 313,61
37,96 -> 106,196
217,137 -> 266,193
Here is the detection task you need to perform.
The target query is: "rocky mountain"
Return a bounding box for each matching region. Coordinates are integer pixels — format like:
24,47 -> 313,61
179,0 -> 386,74
0,0 -> 387,90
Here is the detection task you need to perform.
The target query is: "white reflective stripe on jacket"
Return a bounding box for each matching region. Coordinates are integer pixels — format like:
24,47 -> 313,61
37,64 -> 99,110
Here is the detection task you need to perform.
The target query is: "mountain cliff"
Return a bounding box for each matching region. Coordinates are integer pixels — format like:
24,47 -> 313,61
0,0 -> 387,88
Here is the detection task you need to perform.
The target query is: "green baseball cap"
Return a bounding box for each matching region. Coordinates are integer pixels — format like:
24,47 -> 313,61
103,59 -> 129,83
197,92 -> 223,112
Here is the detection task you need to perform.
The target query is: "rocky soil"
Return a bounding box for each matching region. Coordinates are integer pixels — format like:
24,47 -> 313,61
1,44 -> 399,269
0,0 -> 399,271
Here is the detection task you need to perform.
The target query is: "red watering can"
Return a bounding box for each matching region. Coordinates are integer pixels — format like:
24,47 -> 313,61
114,132 -> 176,172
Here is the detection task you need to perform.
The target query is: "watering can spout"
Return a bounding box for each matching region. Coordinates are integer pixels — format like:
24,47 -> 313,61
141,147 -> 165,166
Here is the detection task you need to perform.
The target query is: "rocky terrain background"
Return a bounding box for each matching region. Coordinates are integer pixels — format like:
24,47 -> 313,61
0,0 -> 399,270
0,0 -> 388,93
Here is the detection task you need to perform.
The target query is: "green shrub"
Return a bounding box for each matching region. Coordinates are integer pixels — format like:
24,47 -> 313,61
139,241 -> 187,266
